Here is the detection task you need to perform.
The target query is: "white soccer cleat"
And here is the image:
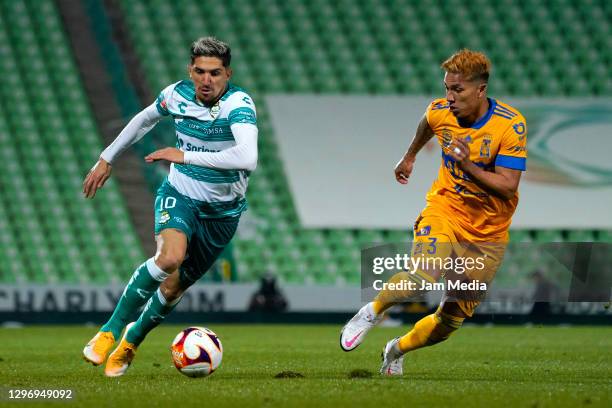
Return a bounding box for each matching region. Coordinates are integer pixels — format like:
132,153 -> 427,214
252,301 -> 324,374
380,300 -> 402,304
380,337 -> 404,376
340,302 -> 382,351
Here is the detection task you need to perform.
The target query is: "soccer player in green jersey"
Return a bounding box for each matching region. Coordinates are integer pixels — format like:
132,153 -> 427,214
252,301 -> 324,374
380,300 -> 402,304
82,37 -> 258,377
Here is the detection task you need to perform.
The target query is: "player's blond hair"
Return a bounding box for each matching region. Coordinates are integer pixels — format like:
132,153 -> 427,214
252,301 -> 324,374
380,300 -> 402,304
441,49 -> 491,83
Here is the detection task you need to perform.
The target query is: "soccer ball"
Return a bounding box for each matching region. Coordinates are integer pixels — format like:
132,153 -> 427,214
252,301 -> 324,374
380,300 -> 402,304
170,327 -> 223,377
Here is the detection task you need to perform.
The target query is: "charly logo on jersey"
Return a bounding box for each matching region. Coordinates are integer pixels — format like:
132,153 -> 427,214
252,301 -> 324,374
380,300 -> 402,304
523,101 -> 612,186
512,122 -> 526,135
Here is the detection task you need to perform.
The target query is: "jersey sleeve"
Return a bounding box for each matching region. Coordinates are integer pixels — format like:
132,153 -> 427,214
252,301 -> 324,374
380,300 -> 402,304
227,92 -> 257,126
425,98 -> 450,131
154,83 -> 175,116
495,115 -> 527,171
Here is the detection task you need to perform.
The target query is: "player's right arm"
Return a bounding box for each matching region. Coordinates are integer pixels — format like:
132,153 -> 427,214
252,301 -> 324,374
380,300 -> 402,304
83,103 -> 165,198
83,84 -> 175,198
394,114 -> 435,184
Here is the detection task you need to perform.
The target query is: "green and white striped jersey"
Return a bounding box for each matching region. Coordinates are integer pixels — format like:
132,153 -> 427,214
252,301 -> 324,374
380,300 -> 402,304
155,80 -> 257,218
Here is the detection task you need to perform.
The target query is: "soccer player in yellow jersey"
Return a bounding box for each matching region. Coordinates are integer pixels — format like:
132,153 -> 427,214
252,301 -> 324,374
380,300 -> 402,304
340,49 -> 527,375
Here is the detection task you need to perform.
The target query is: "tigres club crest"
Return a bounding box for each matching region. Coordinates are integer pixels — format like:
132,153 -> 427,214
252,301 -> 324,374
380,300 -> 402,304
159,211 -> 170,224
210,102 -> 220,118
480,134 -> 493,158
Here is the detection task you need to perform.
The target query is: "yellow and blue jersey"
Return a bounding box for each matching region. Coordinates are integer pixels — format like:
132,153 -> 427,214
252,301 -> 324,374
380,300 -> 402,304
424,97 -> 527,240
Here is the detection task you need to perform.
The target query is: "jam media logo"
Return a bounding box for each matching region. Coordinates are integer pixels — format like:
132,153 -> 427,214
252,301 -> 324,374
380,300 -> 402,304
523,102 -> 612,187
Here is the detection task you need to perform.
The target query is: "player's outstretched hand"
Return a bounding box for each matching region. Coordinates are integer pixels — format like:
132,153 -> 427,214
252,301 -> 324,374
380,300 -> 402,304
394,156 -> 415,184
83,158 -> 112,199
145,148 -> 185,164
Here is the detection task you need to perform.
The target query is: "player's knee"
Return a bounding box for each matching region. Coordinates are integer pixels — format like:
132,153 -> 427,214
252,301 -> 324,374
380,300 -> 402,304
154,229 -> 187,272
154,251 -> 184,273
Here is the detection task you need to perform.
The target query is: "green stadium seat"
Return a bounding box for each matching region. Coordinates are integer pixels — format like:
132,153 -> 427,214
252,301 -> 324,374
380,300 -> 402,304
566,230 -> 596,242
509,230 -> 532,243
0,0 -> 144,284
598,231 -> 612,243
533,230 -> 564,243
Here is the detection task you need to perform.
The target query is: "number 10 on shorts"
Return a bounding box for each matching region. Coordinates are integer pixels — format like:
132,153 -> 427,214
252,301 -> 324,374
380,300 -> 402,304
159,197 -> 176,211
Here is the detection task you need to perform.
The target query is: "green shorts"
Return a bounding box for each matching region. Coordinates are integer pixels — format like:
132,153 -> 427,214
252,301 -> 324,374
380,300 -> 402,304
154,181 -> 240,285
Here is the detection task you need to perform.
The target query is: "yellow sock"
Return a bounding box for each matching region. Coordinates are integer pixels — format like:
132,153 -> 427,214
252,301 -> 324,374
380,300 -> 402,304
398,308 -> 464,353
372,269 -> 437,315
371,299 -> 387,315
398,314 -> 438,352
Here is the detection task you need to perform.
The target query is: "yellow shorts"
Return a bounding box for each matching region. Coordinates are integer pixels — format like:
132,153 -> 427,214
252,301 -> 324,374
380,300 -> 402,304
411,212 -> 506,318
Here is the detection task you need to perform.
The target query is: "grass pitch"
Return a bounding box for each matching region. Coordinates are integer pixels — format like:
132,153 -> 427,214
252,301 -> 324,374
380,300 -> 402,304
0,324 -> 610,407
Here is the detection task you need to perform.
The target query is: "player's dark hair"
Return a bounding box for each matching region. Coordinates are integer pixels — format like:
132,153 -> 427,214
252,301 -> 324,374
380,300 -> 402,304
190,37 -> 231,67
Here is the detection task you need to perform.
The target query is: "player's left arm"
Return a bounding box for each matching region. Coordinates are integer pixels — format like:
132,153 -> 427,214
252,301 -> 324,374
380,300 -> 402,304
452,147 -> 521,200
449,118 -> 527,200
145,124 -> 258,171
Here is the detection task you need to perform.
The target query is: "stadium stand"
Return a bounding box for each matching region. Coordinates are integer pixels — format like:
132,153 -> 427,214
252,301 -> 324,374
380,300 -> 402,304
0,0 -> 144,284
